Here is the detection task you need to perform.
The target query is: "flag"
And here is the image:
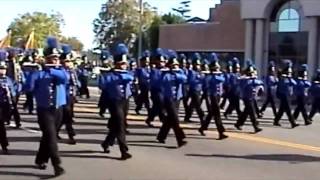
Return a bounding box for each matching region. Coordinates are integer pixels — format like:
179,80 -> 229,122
25,30 -> 36,49
0,30 -> 11,48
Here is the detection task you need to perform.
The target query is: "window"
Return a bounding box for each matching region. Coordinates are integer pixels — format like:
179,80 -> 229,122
278,8 -> 300,32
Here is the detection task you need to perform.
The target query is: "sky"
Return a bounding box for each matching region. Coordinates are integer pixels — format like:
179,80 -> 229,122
0,0 -> 220,50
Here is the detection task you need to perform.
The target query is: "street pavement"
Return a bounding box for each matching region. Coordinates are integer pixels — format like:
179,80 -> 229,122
1,87 -> 320,180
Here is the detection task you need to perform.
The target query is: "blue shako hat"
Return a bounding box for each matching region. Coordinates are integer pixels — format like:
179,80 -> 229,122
167,49 -> 179,65
60,44 -> 73,61
192,52 -> 201,65
178,53 -> 187,64
100,50 -> 111,62
113,43 -> 128,63
43,36 -> 60,58
152,48 -> 166,62
281,59 -> 293,75
298,64 -> 308,78
245,59 -> 255,75
141,50 -> 151,63
208,53 -> 220,69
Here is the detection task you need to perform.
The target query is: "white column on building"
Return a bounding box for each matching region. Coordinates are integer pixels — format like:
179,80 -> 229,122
307,17 -> 318,76
244,19 -> 254,61
254,19 -> 264,77
262,19 -> 270,76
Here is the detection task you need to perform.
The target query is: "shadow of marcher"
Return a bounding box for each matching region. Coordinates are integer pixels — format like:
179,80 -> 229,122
0,170 -> 53,179
185,153 -> 320,164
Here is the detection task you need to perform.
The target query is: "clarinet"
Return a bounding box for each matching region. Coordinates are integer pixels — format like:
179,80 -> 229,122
70,70 -> 77,96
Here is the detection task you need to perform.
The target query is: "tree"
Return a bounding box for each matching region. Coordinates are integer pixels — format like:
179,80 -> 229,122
9,12 -> 65,48
60,36 -> 84,51
146,13 -> 185,50
161,13 -> 185,24
93,0 -> 156,53
148,16 -> 164,50
172,0 -> 191,19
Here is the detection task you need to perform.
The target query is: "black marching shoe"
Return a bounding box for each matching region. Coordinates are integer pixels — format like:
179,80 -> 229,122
218,134 -> 228,140
68,138 -> 77,145
157,138 -> 165,144
99,112 -> 105,118
135,108 -> 140,115
198,128 -> 206,136
145,121 -> 154,128
54,165 -> 65,177
57,135 -> 62,140
305,120 -> 312,126
36,163 -> 47,170
177,140 -> 187,148
254,127 -> 263,134
101,143 -> 110,153
15,124 -> 21,129
234,124 -> 242,130
120,152 -> 132,160
2,146 -> 9,155
273,122 -> 281,126
291,123 -> 300,129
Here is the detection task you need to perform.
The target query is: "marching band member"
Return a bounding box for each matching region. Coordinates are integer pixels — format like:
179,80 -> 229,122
57,44 -> 79,144
293,64 -> 312,125
184,53 -> 205,123
145,48 -> 167,127
135,50 -> 151,115
0,50 -> 16,154
100,44 -> 133,160
98,50 -> 112,118
259,61 -> 278,117
224,57 -> 242,119
274,60 -> 299,128
309,69 -> 320,121
199,53 -> 228,139
29,37 -> 66,176
157,49 -> 187,147
235,60 -> 263,133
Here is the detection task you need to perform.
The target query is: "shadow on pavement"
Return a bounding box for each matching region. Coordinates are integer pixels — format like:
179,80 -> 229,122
0,170 -> 53,179
128,143 -> 177,149
185,153 -> 320,163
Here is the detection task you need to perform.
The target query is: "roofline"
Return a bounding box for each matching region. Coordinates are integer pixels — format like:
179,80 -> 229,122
161,22 -> 221,27
161,49 -> 245,53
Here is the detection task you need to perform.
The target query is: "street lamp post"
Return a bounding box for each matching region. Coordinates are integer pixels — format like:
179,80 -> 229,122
137,0 -> 143,67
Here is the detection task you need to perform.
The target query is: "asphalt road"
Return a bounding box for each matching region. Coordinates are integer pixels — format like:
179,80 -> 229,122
1,87 -> 320,180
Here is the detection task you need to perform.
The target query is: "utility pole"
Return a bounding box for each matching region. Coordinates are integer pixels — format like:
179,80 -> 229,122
137,0 -> 143,67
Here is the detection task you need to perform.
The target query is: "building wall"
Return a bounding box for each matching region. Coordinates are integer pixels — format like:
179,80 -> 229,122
241,0 -> 320,19
159,0 -> 245,52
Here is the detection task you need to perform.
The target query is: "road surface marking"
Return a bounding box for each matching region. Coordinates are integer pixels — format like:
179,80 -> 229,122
128,114 -> 320,153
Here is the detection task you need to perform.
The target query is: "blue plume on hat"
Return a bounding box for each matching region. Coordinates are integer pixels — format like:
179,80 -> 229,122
232,57 -> 240,66
61,44 -> 72,55
282,59 -> 293,68
208,53 -> 219,63
269,61 -> 275,67
179,53 -> 186,60
227,60 -> 233,67
300,64 -> 308,71
101,50 -> 111,61
7,48 -> 17,57
0,50 -> 7,61
46,36 -> 59,49
143,50 -> 151,58
115,43 -> 128,56
167,49 -> 177,60
154,48 -> 164,57
201,59 -> 208,65
192,53 -> 201,61
245,59 -> 253,67
316,69 -> 320,77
